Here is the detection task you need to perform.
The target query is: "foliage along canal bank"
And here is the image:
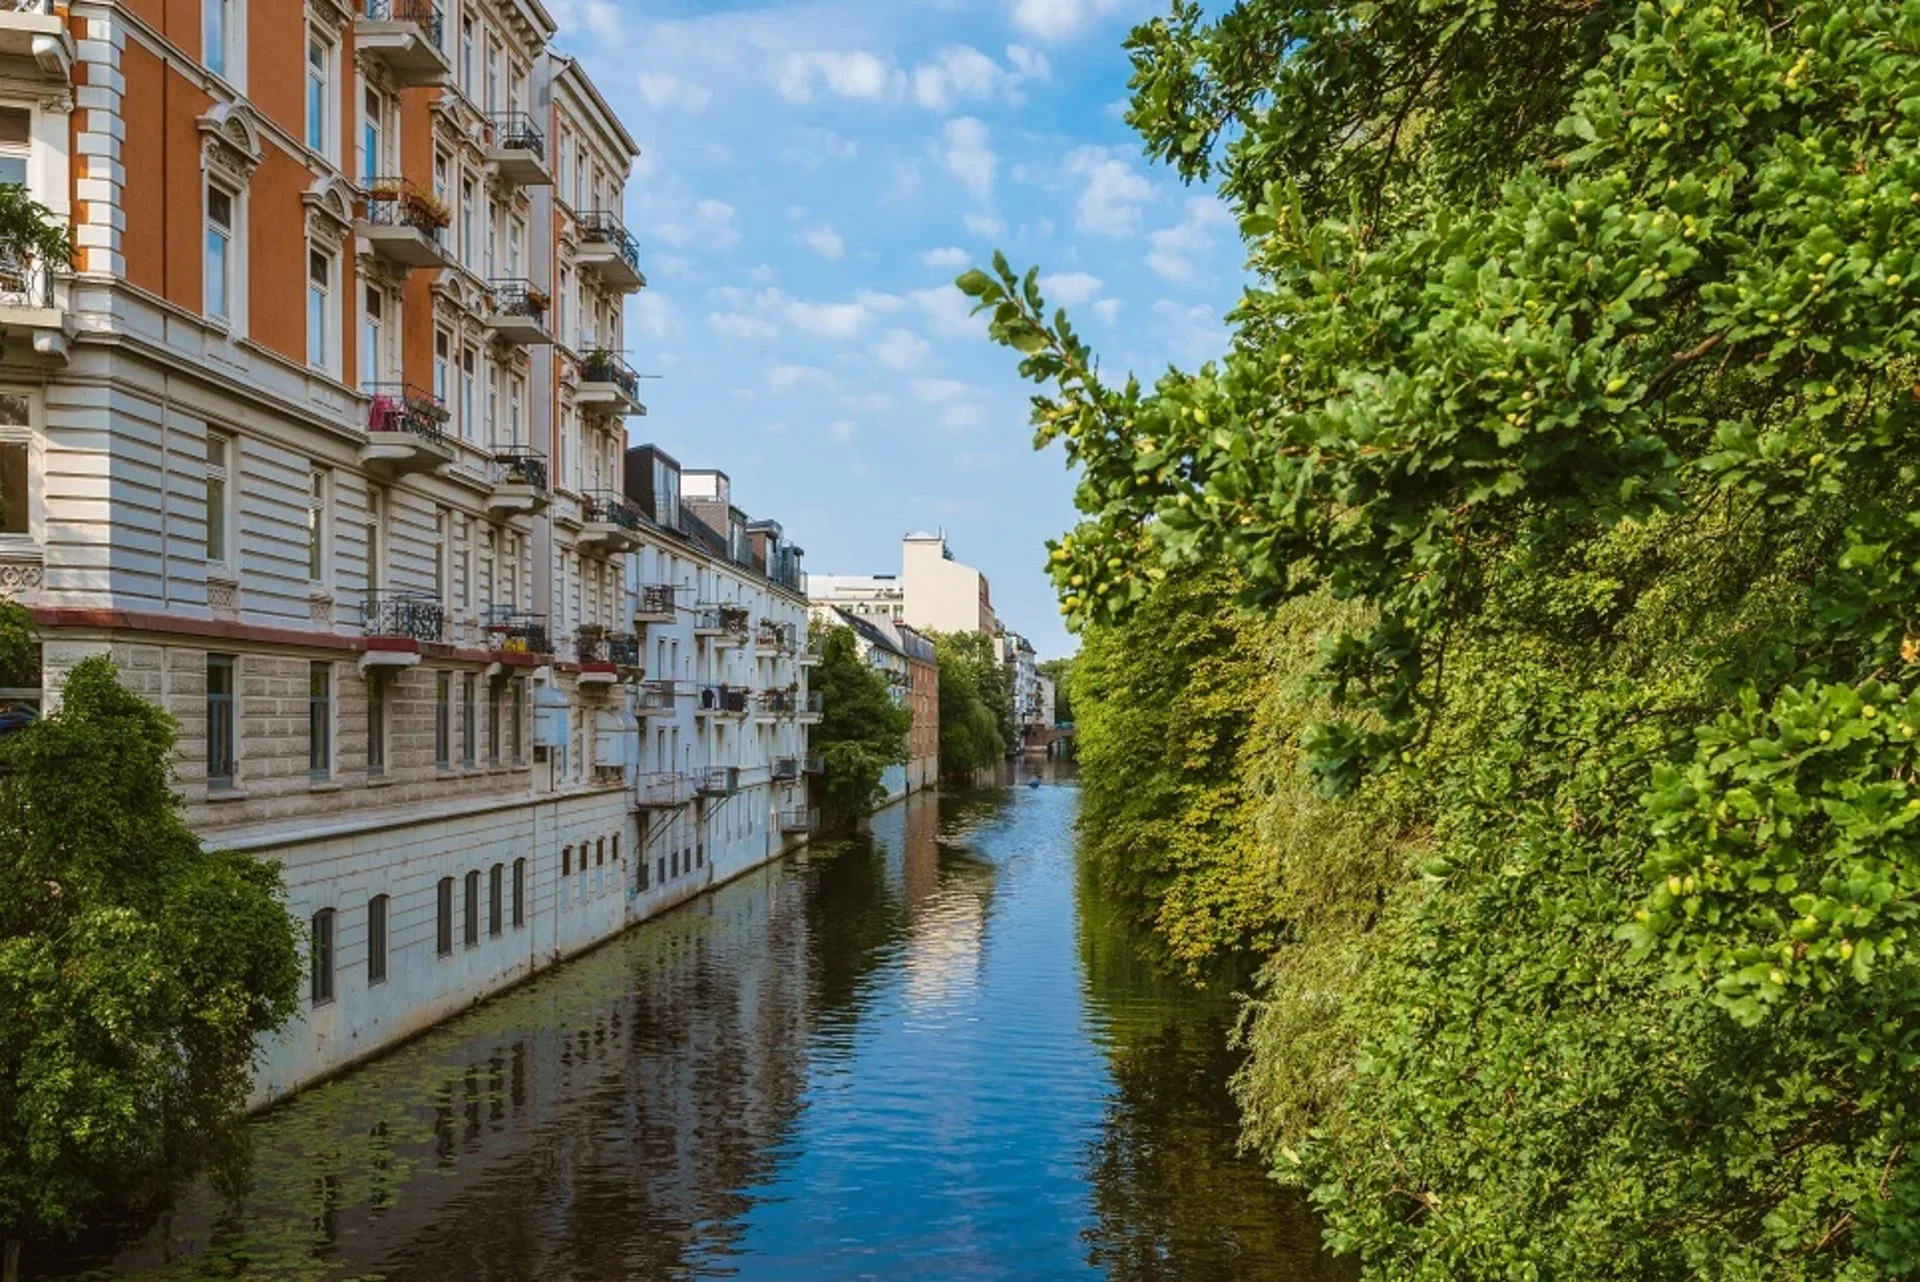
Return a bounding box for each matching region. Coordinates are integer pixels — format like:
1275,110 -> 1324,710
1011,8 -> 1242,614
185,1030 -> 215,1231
974,0 -> 1920,1275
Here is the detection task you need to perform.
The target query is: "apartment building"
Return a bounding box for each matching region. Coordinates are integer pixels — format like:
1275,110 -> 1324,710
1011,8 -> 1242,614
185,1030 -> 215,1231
811,531 -> 997,638
811,605 -> 937,802
0,2 -> 806,1105
623,446 -> 818,895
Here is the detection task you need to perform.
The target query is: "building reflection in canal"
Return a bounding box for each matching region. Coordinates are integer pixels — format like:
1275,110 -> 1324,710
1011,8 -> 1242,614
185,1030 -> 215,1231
43,780 -> 1339,1282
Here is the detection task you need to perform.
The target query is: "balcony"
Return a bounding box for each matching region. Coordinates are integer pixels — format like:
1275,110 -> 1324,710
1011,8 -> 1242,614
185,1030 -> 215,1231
0,0 -> 69,78
759,690 -> 797,722
798,633 -> 825,665
574,210 -> 645,292
780,808 -> 818,835
634,584 -> 677,624
636,679 -> 680,717
357,0 -> 450,88
0,245 -> 66,359
772,755 -> 801,781
578,490 -> 644,555
697,766 -> 741,798
715,605 -> 751,648
487,446 -> 549,518
482,609 -> 550,666
692,609 -> 724,637
574,349 -> 646,418
799,690 -> 824,723
634,771 -> 696,809
361,384 -> 453,476
757,621 -> 798,654
484,112 -> 549,187
575,627 -> 641,688
803,752 -> 825,774
358,178 -> 451,270
484,278 -> 551,346
360,590 -> 444,669
696,684 -> 749,718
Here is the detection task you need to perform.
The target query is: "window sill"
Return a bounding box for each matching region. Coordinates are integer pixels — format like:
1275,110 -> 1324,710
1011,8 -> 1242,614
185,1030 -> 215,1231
308,780 -> 343,794
207,786 -> 251,802
365,773 -> 398,788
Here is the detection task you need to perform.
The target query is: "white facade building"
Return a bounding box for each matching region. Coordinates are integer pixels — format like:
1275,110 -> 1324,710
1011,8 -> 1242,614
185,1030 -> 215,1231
811,531 -> 997,637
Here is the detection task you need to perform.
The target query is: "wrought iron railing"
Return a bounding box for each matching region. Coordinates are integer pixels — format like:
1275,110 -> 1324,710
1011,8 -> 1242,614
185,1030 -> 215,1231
582,490 -> 643,531
718,605 -> 751,637
363,0 -> 444,46
772,755 -> 800,780
697,684 -> 749,715
802,690 -> 824,714
361,177 -> 449,240
634,771 -> 692,806
761,690 -> 798,716
575,627 -> 611,665
635,584 -> 677,617
491,445 -> 548,491
0,246 -> 55,310
578,349 -> 640,401
365,383 -> 450,446
607,632 -> 642,668
362,590 -> 445,643
636,679 -> 678,713
757,621 -> 798,652
576,210 -> 641,274
780,808 -> 817,834
483,607 -> 549,656
0,1 -> 57,13
692,609 -> 723,633
486,111 -> 545,158
698,766 -> 740,796
486,277 -> 549,321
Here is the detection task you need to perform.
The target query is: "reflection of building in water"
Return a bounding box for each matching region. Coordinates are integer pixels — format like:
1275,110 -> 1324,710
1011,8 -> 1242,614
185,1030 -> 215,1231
873,794 -> 995,1013
71,859 -> 821,1282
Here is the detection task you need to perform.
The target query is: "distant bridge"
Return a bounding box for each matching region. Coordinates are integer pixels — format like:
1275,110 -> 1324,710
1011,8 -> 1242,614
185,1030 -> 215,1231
1022,724 -> 1077,758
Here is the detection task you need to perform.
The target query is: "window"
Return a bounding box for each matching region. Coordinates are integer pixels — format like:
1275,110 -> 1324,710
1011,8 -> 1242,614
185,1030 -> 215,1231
204,0 -> 230,77
367,674 -> 385,776
488,682 -> 502,764
207,654 -> 236,789
360,285 -> 384,388
486,39 -> 502,114
307,249 -> 333,371
459,14 -> 475,91
433,330 -> 450,408
512,858 -> 525,928
463,870 -> 480,946
562,845 -> 571,876
308,661 -> 331,779
574,143 -> 588,212
507,375 -> 524,447
367,895 -> 388,985
507,219 -> 523,278
454,514 -> 470,609
0,435 -> 23,538
460,346 -> 476,441
205,185 -> 232,323
0,109 -> 29,188
203,434 -> 229,562
307,467 -> 327,582
488,863 -> 503,937
310,908 -> 335,1005
433,507 -> 448,602
435,672 -> 451,769
596,837 -> 605,868
436,877 -> 454,957
460,177 -> 475,268
509,677 -> 524,762
461,674 -> 476,768
360,86 -> 383,185
306,35 -> 331,156
364,485 -> 384,591
557,268 -> 572,348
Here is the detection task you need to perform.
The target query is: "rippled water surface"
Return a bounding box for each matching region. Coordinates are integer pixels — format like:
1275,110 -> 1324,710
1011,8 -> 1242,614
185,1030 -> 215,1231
43,776 -> 1339,1281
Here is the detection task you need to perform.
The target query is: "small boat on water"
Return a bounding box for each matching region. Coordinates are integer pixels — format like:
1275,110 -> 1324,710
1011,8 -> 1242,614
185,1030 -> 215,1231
1027,778 -> 1042,789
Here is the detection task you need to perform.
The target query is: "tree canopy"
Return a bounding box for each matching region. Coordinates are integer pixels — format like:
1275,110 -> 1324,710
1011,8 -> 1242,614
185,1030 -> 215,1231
975,0 -> 1920,1273
0,650 -> 301,1277
928,630 -> 1010,779
809,624 -> 912,829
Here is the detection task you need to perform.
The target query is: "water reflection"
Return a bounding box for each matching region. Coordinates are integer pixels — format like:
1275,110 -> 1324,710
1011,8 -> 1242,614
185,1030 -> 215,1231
39,780 -> 1338,1281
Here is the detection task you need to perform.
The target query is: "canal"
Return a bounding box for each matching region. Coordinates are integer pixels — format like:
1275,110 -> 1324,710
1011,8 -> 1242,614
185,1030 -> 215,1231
46,777 -> 1338,1281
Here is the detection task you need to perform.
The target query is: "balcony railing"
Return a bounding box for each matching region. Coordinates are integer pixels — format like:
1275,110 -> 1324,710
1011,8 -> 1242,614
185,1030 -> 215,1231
772,755 -> 800,780
362,177 -> 449,239
757,621 -> 798,652
578,349 -> 640,401
485,111 -> 545,159
364,0 -> 444,46
780,808 -> 818,835
761,690 -> 798,717
487,277 -> 549,321
575,628 -> 641,668
635,584 -> 677,618
719,605 -> 751,637
577,210 -> 641,274
582,490 -> 643,532
362,590 -> 445,643
0,246 -> 55,310
803,752 -> 825,774
698,766 -> 740,797
0,2 -> 57,13
634,771 -> 693,808
365,383 -> 450,445
483,608 -> 550,657
607,632 -> 643,668
803,690 -> 824,715
492,445 -> 548,491
697,684 -> 749,715
636,680 -> 678,714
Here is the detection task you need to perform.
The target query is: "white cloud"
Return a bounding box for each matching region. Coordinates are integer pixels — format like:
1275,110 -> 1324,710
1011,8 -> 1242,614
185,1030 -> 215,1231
942,402 -> 990,431
1152,299 -> 1228,364
1065,146 -> 1154,237
781,127 -> 859,169
773,50 -> 902,103
1146,196 -> 1235,284
656,199 -> 740,252
872,328 -> 931,370
709,312 -> 779,340
731,388 -> 758,402
749,264 -> 779,285
963,212 -> 1006,238
921,246 -> 971,270
783,299 -> 872,339
1011,0 -> 1124,40
1006,44 -> 1052,79
636,71 -> 712,112
766,364 -> 837,393
1040,272 -> 1103,306
829,420 -> 856,445
1092,298 -> 1123,325
842,391 -> 895,413
855,290 -> 906,313
933,117 -> 996,204
632,293 -> 679,339
912,286 -> 984,339
547,0 -> 627,45
911,44 -> 1048,112
911,378 -> 973,404
797,224 -> 845,260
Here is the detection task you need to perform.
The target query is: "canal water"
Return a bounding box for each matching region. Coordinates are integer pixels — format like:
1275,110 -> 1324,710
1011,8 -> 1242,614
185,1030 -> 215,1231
45,777 -> 1339,1281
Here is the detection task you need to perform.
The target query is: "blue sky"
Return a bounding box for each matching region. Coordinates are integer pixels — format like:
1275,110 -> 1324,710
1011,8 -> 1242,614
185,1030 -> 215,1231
545,0 -> 1241,660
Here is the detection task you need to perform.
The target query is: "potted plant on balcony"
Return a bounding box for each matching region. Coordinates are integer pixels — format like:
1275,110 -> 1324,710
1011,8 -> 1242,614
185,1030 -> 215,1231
525,286 -> 550,313
402,189 -> 452,231
0,184 -> 71,310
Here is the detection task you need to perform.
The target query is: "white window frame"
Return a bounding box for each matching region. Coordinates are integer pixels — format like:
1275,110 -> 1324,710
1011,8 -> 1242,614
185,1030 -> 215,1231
0,392 -> 37,549
307,243 -> 336,374
307,466 -> 329,586
305,29 -> 335,161
203,429 -> 232,570
360,281 -> 386,389
460,344 -> 476,442
204,178 -> 240,331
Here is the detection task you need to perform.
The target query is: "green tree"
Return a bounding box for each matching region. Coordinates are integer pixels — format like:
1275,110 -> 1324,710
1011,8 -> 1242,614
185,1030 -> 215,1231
0,649 -> 302,1281
928,631 -> 1008,779
1036,656 -> 1076,726
970,0 -> 1920,1273
809,624 -> 911,831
